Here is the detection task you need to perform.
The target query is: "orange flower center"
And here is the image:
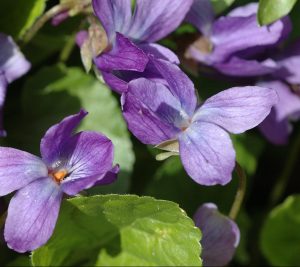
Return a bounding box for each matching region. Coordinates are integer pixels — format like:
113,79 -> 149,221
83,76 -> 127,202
50,170 -> 68,184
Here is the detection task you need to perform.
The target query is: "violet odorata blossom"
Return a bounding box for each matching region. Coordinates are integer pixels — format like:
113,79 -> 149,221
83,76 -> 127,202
0,33 -> 31,137
88,0 -> 193,93
258,39 -> 300,144
185,1 -> 291,77
0,110 -> 118,252
194,203 -> 240,266
122,59 -> 277,185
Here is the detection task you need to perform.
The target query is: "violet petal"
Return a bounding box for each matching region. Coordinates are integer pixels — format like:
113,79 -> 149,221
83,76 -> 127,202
122,80 -> 181,145
258,80 -> 300,145
0,147 -> 47,196
178,122 -> 235,186
128,0 -> 193,43
4,178 -> 63,253
152,58 -> 197,116
194,203 -> 240,266
185,0 -> 215,36
194,86 -> 278,134
94,33 -> 149,72
59,131 -> 114,195
137,43 -> 180,64
92,0 -> 132,41
0,33 -> 31,83
40,109 -> 88,166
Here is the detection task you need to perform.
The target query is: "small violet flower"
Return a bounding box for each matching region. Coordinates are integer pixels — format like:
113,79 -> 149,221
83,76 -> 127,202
258,39 -> 300,145
122,59 -> 277,185
185,0 -> 291,77
194,203 -> 240,266
0,33 -> 31,137
0,110 -> 118,252
82,0 -> 193,93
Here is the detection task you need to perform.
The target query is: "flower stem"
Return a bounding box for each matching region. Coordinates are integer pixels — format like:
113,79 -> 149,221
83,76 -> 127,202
23,4 -> 72,44
229,162 -> 247,220
269,131 -> 300,206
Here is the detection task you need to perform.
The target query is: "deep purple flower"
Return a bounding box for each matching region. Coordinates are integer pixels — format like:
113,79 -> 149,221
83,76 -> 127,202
122,59 -> 277,185
0,33 -> 31,137
185,1 -> 290,77
0,110 -> 118,253
194,203 -> 240,266
89,0 -> 193,93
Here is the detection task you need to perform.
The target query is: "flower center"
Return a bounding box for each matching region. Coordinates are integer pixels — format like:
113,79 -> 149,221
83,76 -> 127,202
49,169 -> 68,184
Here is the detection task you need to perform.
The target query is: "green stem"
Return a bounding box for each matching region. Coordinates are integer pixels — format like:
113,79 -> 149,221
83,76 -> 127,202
59,34 -> 76,63
269,131 -> 300,206
229,162 -> 247,220
23,4 -> 72,44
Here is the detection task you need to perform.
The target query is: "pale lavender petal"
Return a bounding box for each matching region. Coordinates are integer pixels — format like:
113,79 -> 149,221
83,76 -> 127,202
214,57 -> 278,77
194,86 -> 278,134
185,0 -> 214,36
122,80 -> 181,145
94,33 -> 149,72
60,131 -> 114,195
92,0 -> 132,40
0,33 -> 31,83
227,3 -> 258,17
210,14 -> 287,62
128,0 -> 193,42
258,80 -> 300,145
0,148 -> 47,196
40,109 -> 88,166
152,58 -> 197,116
137,43 -> 179,64
4,178 -> 63,253
178,122 -> 235,185
194,203 -> 240,266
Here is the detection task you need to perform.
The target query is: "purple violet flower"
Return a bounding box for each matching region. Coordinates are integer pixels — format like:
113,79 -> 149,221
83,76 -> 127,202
122,59 -> 277,185
0,33 -> 31,137
194,203 -> 240,266
185,1 -> 291,77
0,110 -> 118,253
88,0 -> 193,93
258,39 -> 300,145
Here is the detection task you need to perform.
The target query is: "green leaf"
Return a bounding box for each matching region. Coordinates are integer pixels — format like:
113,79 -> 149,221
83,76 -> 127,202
31,195 -> 202,266
258,0 -> 298,25
261,195 -> 300,265
211,0 -> 236,14
21,65 -> 134,193
0,0 -> 46,38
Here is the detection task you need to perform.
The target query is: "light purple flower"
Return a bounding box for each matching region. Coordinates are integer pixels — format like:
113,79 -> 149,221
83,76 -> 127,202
185,1 -> 290,77
90,0 -> 193,93
122,59 -> 277,185
0,110 -> 118,253
258,80 -> 300,145
194,203 -> 240,266
0,33 -> 31,137
258,38 -> 300,145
